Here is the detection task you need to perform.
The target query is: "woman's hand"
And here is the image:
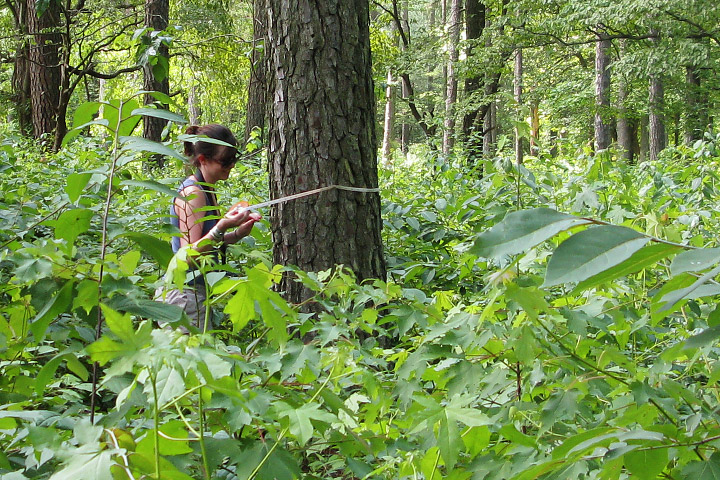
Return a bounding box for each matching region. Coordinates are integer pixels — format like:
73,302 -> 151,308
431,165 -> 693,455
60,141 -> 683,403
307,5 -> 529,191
217,205 -> 262,244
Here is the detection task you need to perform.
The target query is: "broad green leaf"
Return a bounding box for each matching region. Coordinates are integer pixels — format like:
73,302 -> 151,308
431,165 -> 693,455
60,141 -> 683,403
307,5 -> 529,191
624,447 -> 667,479
671,247 -> 720,275
64,173 -> 92,203
177,133 -> 236,149
53,208 -> 94,248
106,296 -> 184,325
48,448 -> 117,480
119,136 -> 185,161
144,366 -> 185,406
438,410 -> 461,469
120,179 -> 182,198
124,232 -> 174,268
233,440 -> 301,480
659,264 -> 720,312
277,402 -> 337,446
130,107 -> 186,124
62,102 -> 101,146
30,280 -> 74,341
103,98 -> 141,136
35,354 -> 70,396
684,325 -> 720,349
471,208 -> 590,260
73,279 -> 99,314
101,304 -> 135,342
552,427 -> 615,460
682,452 -> 720,480
573,243 -> 681,292
543,225 -> 649,287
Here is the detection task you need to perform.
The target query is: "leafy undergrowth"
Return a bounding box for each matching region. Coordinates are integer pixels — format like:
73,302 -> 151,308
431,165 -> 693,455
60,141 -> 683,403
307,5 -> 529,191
4,105 -> 720,480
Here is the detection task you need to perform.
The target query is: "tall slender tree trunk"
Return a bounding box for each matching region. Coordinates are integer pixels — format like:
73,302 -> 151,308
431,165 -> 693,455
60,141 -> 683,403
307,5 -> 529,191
142,0 -> 170,166
639,114 -> 649,162
594,32 -> 612,151
461,0 -> 485,159
27,0 -> 62,143
265,0 -> 385,306
400,0 -> 410,154
684,66 -> 706,144
482,13 -> 495,158
616,41 -> 633,161
648,75 -> 666,161
442,0 -> 461,156
382,68 -> 395,166
11,0 -> 32,134
245,0 -> 267,144
648,30 -> 665,162
530,100 -> 540,156
188,83 -> 201,125
514,48 -> 524,165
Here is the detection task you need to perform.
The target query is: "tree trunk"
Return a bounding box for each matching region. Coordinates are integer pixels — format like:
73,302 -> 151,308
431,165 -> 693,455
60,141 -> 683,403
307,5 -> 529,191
245,0 -> 267,144
442,0 -> 461,156
400,0 -> 410,154
142,0 -> 170,166
684,66 -> 706,144
639,114 -> 649,163
514,48 -> 524,165
530,100 -> 540,156
265,0 -> 386,306
594,33 -> 612,151
11,0 -> 32,134
616,41 -> 632,161
27,0 -> 62,143
649,74 -> 666,161
381,68 -> 395,166
188,84 -> 201,125
461,0 -> 485,158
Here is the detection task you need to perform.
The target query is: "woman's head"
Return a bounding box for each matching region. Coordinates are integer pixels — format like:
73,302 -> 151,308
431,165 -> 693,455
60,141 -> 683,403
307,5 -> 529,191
184,124 -> 238,168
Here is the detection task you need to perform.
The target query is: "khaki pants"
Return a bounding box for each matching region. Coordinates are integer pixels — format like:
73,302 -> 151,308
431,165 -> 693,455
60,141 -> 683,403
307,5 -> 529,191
155,284 -> 215,332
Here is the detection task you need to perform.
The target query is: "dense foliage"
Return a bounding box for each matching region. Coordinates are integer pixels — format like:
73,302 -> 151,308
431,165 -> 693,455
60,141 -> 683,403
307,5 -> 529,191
3,97 -> 720,479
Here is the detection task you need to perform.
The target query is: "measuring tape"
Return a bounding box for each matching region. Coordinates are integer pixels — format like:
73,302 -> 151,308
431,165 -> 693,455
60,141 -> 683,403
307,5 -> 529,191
236,184 -> 381,211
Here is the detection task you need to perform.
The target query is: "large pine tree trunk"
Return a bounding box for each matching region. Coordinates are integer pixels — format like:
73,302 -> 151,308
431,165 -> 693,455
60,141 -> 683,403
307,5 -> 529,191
142,0 -> 170,166
594,33 -> 612,151
266,0 -> 386,306
27,0 -> 62,142
442,0 -> 460,155
245,0 -> 267,144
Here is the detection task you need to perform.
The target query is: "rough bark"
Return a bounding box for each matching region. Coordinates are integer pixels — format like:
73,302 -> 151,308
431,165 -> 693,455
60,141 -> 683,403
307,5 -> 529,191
400,0 -> 410,154
442,0 -> 461,155
616,41 -> 633,161
245,0 -> 267,144
27,0 -> 62,142
594,33 -> 612,151
530,100 -> 540,156
142,0 -> 170,166
265,0 -> 386,306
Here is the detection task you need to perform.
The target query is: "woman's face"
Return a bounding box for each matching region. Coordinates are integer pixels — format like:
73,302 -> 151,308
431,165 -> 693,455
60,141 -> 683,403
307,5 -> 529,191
202,147 -> 237,182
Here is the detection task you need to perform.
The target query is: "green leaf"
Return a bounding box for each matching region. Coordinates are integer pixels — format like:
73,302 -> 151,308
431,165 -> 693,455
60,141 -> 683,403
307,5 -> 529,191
573,243 -> 681,293
120,179 -> 183,198
659,264 -> 720,312
130,107 -> 186,124
62,102 -> 101,146
64,173 -> 93,203
624,447 -> 668,479
136,421 -> 193,456
53,208 -> 94,248
103,98 -> 141,136
671,247 -> 720,275
124,232 -> 174,268
682,452 -> 720,480
552,427 -> 615,460
471,208 -> 589,260
106,296 -> 184,325
543,225 -> 649,287
30,280 -> 74,341
48,448 -> 117,480
119,136 -> 185,161
684,325 -> 720,349
277,402 -> 337,446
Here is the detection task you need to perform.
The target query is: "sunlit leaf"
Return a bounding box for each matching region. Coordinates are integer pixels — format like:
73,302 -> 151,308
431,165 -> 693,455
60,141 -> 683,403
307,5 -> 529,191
543,225 -> 649,287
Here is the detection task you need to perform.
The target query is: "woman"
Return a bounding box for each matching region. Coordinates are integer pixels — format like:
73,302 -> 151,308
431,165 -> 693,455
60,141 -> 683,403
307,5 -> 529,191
161,124 -> 262,330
